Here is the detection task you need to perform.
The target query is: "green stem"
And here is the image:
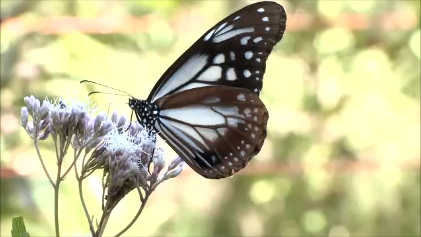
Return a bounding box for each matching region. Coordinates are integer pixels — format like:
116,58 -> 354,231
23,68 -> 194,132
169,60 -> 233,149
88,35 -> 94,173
54,157 -> 62,237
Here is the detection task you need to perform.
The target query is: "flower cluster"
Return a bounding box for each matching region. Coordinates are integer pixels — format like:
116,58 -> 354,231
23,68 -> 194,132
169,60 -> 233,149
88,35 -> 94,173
21,95 -> 185,236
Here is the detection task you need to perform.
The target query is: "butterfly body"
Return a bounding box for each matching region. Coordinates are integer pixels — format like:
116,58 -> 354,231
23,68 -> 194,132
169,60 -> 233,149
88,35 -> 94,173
128,98 -> 160,132
128,1 -> 286,179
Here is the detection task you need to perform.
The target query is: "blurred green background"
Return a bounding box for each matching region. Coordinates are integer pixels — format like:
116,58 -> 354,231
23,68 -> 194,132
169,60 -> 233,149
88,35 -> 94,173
1,0 -> 420,236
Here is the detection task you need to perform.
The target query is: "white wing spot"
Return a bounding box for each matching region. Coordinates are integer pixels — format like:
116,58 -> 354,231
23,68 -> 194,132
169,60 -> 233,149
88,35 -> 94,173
244,70 -> 251,78
228,162 -> 233,166
245,51 -> 253,60
254,126 -> 259,131
253,116 -> 258,121
234,16 -> 241,21
226,68 -> 237,81
237,93 -> 246,101
197,66 -> 222,82
256,77 -> 260,81
265,27 -> 270,31
241,140 -> 244,144
230,52 -> 235,61
204,29 -> 215,41
213,106 -> 245,120
240,36 -> 251,45
251,133 -> 256,139
254,108 -> 259,112
246,144 -> 250,149
240,151 -> 246,156
262,17 -> 269,22
226,117 -> 236,126
258,52 -> 263,55
244,108 -> 251,117
152,54 -> 208,102
237,146 -> 240,150
253,37 -> 263,43
254,89 -> 259,93
161,106 -> 226,126
257,8 -> 265,12
234,157 -> 239,162
205,97 -> 221,103
214,28 -> 254,43
255,70 -> 260,74
215,24 -> 234,36
256,58 -> 261,62
221,166 -> 225,169
197,127 -> 219,141
229,153 -> 233,156
213,54 -> 225,64
215,22 -> 227,33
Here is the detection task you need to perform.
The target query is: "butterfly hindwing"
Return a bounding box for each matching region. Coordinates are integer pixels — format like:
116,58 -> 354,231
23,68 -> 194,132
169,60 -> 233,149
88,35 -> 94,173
148,1 -> 287,102
154,86 -> 268,179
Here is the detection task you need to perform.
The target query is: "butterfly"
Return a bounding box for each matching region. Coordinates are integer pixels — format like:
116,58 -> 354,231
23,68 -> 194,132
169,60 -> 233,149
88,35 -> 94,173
84,1 -> 287,179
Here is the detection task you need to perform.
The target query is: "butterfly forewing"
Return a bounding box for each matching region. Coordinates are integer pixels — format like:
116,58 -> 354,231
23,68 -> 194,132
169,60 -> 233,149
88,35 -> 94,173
148,1 -> 287,102
153,86 -> 268,179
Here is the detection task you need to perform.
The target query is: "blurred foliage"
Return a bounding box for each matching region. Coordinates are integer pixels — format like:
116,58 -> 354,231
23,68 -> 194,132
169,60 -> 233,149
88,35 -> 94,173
1,0 -> 420,236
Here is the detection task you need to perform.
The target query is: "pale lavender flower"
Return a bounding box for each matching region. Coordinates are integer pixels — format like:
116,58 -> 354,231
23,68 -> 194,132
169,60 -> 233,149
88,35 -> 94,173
21,96 -> 52,140
20,94 -> 185,237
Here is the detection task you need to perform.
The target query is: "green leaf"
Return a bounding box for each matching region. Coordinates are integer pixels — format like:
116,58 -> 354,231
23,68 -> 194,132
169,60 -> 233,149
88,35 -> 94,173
11,216 -> 30,237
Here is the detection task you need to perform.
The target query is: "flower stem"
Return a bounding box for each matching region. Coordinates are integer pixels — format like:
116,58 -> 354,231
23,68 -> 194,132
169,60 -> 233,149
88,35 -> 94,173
33,139 -> 54,187
95,209 -> 112,237
53,134 -> 73,237
61,148 -> 83,179
74,150 -> 95,236
77,178 -> 95,236
54,157 -> 62,237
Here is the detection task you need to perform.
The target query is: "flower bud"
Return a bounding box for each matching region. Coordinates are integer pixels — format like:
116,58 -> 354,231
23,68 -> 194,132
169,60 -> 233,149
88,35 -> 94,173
167,156 -> 183,171
24,96 -> 36,116
33,98 -> 40,115
38,118 -> 50,131
26,122 -> 35,138
38,129 -> 51,140
96,121 -> 113,138
164,162 -> 185,179
21,107 -> 29,128
152,155 -> 165,175
111,112 -> 118,124
37,100 -> 51,121
94,112 -> 107,132
85,137 -> 103,154
117,116 -> 127,133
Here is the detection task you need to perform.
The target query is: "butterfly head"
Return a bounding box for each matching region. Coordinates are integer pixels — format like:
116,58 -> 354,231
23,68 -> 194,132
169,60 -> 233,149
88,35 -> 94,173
128,98 -> 160,131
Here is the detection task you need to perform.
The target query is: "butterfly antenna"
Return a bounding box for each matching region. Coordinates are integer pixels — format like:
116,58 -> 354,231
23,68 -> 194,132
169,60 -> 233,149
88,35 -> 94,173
80,80 -> 134,97
87,91 -> 129,97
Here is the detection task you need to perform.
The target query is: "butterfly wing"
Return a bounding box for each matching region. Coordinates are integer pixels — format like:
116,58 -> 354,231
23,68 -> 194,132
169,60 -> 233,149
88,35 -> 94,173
153,86 -> 268,179
148,1 -> 287,102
